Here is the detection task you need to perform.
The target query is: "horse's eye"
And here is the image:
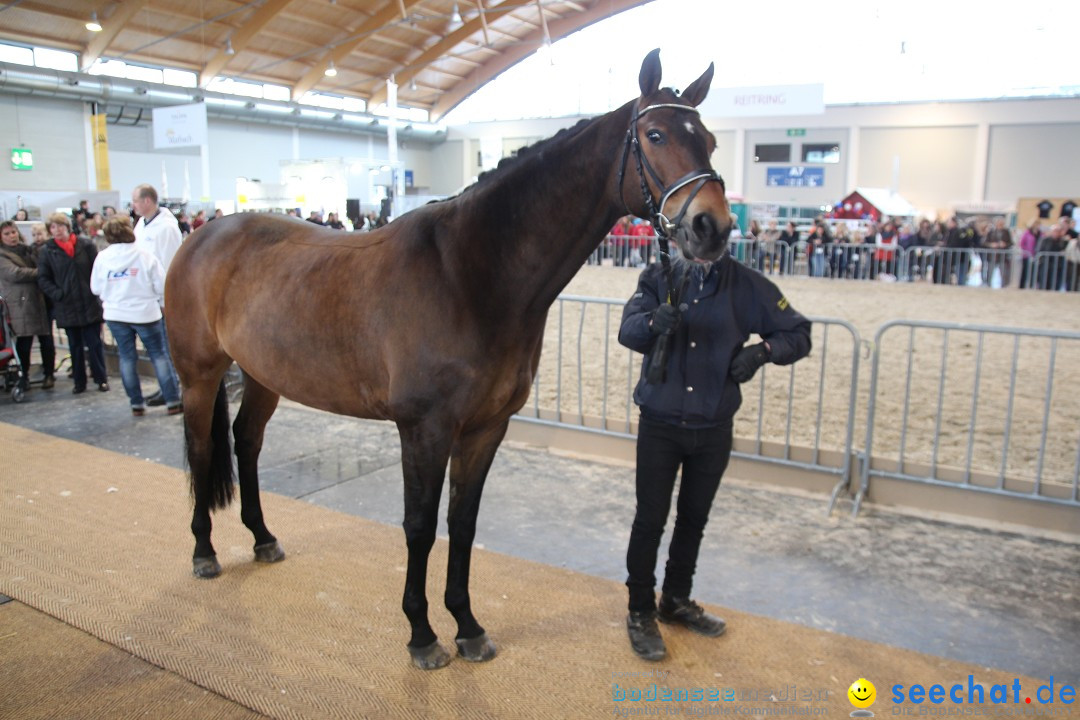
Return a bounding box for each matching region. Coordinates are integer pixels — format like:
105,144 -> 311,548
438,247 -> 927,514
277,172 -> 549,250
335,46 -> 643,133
645,129 -> 665,145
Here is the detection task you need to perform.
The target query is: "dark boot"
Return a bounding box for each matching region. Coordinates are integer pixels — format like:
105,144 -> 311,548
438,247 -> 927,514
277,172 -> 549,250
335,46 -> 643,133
146,390 -> 165,406
658,594 -> 726,637
41,375 -> 55,389
626,611 -> 666,661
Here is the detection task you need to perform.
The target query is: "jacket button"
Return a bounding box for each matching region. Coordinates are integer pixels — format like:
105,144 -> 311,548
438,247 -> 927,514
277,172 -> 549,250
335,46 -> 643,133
693,299 -> 699,304
686,386 -> 693,392
690,341 -> 697,348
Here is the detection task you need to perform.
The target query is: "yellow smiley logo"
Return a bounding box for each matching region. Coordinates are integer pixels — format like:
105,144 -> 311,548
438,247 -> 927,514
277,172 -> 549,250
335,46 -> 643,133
848,678 -> 876,709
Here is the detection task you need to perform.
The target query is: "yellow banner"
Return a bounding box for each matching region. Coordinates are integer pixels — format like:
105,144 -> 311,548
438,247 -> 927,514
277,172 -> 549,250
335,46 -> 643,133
91,111 -> 111,190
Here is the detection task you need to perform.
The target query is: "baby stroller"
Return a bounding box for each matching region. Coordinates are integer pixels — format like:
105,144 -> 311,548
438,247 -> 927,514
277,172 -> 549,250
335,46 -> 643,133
0,294 -> 27,403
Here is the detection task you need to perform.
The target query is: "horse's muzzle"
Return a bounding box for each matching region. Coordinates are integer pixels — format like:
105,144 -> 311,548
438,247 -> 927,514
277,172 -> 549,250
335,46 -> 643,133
676,212 -> 731,263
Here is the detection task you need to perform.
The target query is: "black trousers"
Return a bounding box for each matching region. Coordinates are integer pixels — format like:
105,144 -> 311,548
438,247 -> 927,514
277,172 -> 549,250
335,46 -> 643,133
626,415 -> 732,613
14,333 -> 56,382
64,322 -> 107,389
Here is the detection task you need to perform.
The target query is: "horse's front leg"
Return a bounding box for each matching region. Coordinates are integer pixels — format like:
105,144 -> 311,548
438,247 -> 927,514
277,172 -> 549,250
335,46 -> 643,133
398,419 -> 454,670
444,420 -> 508,663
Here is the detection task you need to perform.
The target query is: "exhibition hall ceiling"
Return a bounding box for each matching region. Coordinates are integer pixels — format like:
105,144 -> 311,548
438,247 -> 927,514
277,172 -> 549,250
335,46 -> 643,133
0,0 -> 649,119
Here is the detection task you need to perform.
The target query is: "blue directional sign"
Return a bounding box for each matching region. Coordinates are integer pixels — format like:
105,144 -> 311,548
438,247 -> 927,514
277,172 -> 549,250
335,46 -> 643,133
766,166 -> 824,188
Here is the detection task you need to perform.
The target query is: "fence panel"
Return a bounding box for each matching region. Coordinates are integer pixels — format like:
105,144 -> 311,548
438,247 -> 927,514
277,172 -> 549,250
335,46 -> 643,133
515,295 -> 861,486
856,320 -> 1080,513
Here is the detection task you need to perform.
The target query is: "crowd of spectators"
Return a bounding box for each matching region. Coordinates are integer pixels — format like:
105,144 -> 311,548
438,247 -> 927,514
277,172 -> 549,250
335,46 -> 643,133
591,211 -> 1080,291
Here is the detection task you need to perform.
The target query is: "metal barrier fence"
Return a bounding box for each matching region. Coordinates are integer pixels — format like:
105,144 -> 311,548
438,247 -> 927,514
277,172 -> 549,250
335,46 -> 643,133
854,320 -> 1080,514
515,294 -> 862,495
515,296 -> 1080,516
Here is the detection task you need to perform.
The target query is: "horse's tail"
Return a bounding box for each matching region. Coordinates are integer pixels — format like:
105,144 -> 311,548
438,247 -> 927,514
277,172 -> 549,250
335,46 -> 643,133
185,380 -> 235,510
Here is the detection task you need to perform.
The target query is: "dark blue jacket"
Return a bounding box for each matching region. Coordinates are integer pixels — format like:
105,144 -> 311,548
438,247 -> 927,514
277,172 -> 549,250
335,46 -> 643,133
619,257 -> 812,427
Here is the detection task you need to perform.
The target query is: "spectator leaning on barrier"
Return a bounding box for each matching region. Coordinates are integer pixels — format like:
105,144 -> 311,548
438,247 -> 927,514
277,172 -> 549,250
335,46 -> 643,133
1018,219 -> 1042,289
617,250 -> 812,662
984,218 -> 1013,287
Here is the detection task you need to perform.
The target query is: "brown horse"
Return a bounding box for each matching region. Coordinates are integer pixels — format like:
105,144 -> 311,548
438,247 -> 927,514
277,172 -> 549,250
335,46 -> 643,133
165,49 -> 732,670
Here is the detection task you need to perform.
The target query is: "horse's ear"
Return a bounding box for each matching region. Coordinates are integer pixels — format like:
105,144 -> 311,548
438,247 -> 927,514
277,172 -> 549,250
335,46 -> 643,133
680,62 -> 714,108
638,49 -> 662,97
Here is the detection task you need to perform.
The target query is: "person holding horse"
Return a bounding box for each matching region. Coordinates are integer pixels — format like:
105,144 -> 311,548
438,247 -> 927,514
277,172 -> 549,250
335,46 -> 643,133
618,248 -> 812,661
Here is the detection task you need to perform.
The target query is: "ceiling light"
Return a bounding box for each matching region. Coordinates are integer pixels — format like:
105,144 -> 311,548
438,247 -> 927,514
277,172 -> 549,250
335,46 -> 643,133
324,59 -> 337,77
86,11 -> 102,32
409,78 -> 417,91
225,38 -> 235,55
451,3 -> 462,24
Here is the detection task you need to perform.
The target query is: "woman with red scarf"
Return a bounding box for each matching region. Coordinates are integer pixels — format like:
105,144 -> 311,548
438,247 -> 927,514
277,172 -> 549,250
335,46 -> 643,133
36,212 -> 109,394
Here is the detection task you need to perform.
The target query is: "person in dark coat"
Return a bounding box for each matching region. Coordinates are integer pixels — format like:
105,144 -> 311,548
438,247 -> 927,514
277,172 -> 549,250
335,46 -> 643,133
0,221 -> 55,390
617,252 -> 812,661
36,212 -> 109,394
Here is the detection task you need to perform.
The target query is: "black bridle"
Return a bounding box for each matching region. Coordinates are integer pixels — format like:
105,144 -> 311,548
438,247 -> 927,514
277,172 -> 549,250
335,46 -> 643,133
617,101 -> 723,241
617,100 -> 724,301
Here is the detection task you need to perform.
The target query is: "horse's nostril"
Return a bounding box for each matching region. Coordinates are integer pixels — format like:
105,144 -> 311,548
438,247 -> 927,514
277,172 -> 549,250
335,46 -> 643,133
692,212 -> 717,240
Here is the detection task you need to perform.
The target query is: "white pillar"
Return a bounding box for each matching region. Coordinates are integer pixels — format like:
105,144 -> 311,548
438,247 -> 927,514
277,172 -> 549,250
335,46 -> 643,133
732,128 -> 746,198
846,126 -> 860,192
973,122 -> 990,202
200,144 -> 210,202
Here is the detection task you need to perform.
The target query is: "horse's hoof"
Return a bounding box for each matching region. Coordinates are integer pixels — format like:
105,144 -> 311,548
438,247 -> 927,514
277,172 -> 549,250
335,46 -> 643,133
408,640 -> 452,670
192,555 -> 221,578
455,633 -> 497,662
254,540 -> 285,563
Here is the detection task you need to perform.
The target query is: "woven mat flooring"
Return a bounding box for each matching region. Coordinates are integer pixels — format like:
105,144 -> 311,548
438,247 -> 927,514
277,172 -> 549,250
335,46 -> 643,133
0,421 -> 1044,719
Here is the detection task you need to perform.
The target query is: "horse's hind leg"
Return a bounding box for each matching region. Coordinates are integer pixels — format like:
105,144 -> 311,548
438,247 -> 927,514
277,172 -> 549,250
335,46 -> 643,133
233,373 -> 284,564
444,420 -> 507,662
397,418 -> 454,670
183,374 -> 234,578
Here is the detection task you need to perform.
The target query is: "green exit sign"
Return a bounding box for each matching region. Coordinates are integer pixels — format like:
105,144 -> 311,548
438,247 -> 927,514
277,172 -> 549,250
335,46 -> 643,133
11,148 -> 33,170
786,129 -> 806,137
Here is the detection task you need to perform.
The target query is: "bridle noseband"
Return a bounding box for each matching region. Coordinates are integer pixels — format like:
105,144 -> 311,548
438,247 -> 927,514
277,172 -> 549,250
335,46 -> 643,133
616,101 -> 724,241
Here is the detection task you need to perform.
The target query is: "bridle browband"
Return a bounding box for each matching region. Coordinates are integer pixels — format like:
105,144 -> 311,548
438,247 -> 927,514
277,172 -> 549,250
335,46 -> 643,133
616,100 -> 724,241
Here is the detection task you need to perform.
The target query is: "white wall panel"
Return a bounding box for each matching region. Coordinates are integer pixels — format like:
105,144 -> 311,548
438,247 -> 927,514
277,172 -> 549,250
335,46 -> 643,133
0,94 -> 89,192
857,126 -> 977,215
741,127 -> 849,205
986,123 -> 1080,204
427,140 -> 465,195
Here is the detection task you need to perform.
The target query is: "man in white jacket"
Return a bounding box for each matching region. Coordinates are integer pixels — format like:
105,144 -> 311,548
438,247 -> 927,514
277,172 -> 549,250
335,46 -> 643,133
91,216 -> 182,416
132,184 -> 182,271
131,183 -> 182,404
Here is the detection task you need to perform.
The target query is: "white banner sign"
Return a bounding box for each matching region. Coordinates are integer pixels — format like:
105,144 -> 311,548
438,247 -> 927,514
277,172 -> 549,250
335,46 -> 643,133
152,102 -> 208,149
701,84 -> 824,118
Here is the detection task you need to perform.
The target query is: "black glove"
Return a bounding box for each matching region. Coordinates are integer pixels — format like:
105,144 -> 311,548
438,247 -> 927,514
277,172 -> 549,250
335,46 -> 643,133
729,342 -> 770,383
649,303 -> 680,335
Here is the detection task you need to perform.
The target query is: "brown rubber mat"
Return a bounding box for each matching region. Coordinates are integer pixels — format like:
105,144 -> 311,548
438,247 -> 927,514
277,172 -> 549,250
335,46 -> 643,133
0,422 -> 1048,719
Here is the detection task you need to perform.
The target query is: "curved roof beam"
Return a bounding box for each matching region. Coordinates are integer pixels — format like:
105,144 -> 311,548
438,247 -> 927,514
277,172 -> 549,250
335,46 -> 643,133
366,0 -> 526,109
199,0 -> 296,87
80,0 -> 153,71
290,0 -> 426,101
430,0 -> 650,120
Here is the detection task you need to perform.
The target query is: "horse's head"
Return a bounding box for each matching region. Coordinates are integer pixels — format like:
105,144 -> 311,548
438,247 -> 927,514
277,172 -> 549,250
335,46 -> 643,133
621,49 -> 732,263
